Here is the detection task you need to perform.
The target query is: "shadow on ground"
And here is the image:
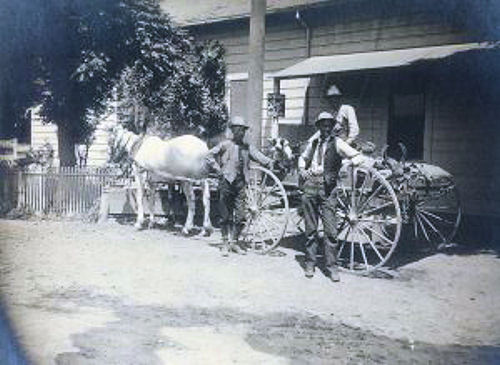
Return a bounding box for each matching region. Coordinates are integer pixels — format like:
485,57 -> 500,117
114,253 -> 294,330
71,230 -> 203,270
37,289 -> 500,365
279,226 -> 500,279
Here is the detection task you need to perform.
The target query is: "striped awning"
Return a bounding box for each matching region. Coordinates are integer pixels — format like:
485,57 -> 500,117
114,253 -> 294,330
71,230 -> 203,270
273,42 -> 499,79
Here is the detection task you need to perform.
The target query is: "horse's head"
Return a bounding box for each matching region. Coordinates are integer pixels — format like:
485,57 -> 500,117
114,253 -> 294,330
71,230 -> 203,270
109,124 -> 128,152
267,137 -> 296,178
268,137 -> 294,162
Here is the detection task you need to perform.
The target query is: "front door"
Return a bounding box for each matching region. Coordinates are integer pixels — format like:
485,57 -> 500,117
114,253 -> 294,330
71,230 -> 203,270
387,92 -> 425,160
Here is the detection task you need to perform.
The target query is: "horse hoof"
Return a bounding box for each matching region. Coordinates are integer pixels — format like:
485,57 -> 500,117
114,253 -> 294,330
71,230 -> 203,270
181,228 -> 191,236
135,224 -> 144,231
202,228 -> 213,237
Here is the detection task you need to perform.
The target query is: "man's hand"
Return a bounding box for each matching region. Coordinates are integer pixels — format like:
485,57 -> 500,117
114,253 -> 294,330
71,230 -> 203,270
351,154 -> 366,167
299,169 -> 312,180
271,160 -> 285,172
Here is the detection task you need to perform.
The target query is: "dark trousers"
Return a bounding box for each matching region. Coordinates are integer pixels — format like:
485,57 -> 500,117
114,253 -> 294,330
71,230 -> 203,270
301,183 -> 339,269
219,176 -> 247,241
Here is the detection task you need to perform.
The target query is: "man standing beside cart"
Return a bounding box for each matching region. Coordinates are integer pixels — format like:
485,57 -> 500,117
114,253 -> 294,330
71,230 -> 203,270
206,116 -> 274,257
299,111 -> 363,282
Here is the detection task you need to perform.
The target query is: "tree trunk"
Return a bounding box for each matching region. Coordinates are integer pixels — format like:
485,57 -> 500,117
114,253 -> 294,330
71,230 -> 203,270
57,122 -> 76,167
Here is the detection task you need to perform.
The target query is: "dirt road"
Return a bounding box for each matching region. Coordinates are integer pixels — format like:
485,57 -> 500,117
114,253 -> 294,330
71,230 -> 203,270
0,219 -> 499,364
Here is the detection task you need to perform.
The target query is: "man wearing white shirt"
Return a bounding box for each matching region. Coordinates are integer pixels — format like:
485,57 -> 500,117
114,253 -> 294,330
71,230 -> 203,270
298,111 -> 363,282
327,84 -> 359,145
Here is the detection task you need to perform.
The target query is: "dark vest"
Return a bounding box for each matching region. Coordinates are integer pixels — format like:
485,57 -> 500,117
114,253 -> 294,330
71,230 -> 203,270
323,138 -> 343,196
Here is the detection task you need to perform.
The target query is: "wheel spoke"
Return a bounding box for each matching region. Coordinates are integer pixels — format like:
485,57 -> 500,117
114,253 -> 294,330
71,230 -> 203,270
260,173 -> 268,189
413,214 -> 419,239
358,226 -> 385,261
356,171 -> 370,206
358,218 -> 396,224
337,225 -> 351,258
418,210 -> 446,243
415,212 -> 431,243
351,167 -> 357,209
259,216 -> 275,248
419,208 -> 454,225
359,242 -> 369,270
357,183 -> 384,213
258,186 -> 282,207
359,201 -> 394,216
253,217 -> 267,243
339,182 -> 349,203
337,195 -> 348,211
259,195 -> 283,210
262,213 -> 284,233
257,176 -> 269,206
361,223 -> 395,247
350,236 -> 355,271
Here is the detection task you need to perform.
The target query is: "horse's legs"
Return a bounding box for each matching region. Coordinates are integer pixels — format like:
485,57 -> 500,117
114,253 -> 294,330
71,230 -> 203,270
146,181 -> 156,229
133,165 -> 145,229
182,181 -> 195,235
201,179 -> 213,236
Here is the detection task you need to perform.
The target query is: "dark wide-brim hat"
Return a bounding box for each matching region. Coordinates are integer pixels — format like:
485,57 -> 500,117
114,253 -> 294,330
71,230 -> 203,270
315,111 -> 335,126
229,116 -> 249,129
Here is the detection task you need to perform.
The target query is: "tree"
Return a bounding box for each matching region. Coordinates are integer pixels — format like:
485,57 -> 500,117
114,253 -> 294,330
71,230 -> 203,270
0,0 -> 45,142
1,0 -> 228,166
114,0 -> 227,139
36,0 -> 134,166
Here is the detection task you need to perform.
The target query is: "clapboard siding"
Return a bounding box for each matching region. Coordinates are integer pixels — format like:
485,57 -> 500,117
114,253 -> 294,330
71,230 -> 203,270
30,107 -> 117,167
192,7 -> 469,73
426,68 -> 500,216
86,112 -> 117,166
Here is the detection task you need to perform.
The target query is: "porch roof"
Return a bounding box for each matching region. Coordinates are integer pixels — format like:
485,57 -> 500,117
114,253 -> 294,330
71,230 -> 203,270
272,42 -> 499,79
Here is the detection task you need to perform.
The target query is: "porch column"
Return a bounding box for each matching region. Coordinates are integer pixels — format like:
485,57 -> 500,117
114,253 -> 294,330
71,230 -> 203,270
247,0 -> 266,147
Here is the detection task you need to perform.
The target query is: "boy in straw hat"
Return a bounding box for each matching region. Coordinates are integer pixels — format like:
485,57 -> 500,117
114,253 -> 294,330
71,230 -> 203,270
206,116 -> 274,256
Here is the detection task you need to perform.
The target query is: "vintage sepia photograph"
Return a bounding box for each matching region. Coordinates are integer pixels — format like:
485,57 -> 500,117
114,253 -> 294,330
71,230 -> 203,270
0,0 -> 499,363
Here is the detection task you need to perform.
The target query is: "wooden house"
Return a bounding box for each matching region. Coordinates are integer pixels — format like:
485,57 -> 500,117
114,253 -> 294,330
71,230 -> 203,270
23,1 -> 499,233
163,0 -> 500,233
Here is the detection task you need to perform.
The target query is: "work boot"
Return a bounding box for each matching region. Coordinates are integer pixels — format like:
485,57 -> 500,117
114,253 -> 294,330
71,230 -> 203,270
328,266 -> 340,282
304,262 -> 315,278
230,241 -> 247,255
221,238 -> 229,257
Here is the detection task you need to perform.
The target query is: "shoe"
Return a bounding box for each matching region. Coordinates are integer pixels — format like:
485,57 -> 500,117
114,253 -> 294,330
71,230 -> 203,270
230,243 -> 247,255
221,242 -> 229,257
304,263 -> 315,278
328,267 -> 340,282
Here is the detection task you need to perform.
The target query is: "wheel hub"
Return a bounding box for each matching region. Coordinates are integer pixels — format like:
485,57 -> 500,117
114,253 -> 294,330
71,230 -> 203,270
347,211 -> 358,225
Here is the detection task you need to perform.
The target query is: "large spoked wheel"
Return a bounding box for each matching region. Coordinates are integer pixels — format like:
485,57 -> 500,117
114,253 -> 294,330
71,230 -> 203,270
335,165 -> 402,273
410,180 -> 461,249
241,165 -> 289,254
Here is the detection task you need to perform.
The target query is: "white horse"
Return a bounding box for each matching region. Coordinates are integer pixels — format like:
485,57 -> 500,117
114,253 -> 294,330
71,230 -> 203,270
112,125 -> 213,235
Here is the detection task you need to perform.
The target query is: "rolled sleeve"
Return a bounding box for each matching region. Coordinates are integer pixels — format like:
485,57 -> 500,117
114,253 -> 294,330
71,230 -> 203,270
346,105 -> 359,142
249,145 -> 272,167
205,141 -> 226,173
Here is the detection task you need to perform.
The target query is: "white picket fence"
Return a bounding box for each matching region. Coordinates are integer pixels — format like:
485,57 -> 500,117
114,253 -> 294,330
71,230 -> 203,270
0,166 -> 124,216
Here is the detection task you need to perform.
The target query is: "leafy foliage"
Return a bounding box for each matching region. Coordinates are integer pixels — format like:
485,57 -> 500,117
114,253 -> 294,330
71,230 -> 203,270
1,0 -> 228,165
114,1 -> 227,138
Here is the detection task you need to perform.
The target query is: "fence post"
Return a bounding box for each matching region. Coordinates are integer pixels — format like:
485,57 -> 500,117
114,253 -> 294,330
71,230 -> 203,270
12,138 -> 18,160
98,187 -> 110,223
17,169 -> 23,209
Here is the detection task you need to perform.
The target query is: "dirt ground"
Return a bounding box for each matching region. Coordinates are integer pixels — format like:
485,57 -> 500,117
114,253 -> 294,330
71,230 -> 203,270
0,218 -> 499,364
